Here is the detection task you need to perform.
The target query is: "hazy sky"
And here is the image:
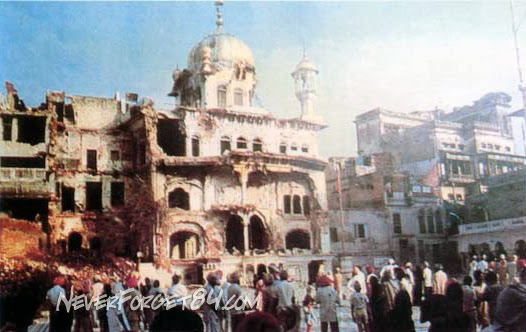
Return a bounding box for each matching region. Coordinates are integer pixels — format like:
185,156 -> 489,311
1,1 -> 525,157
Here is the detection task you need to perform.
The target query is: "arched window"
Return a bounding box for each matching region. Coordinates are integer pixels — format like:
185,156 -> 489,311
220,136 -> 231,154
253,138 -> 263,152
168,188 -> 190,210
418,208 -> 426,234
217,85 -> 227,108
279,142 -> 287,154
285,230 -> 311,250
234,88 -> 243,106
237,137 -> 247,149
427,208 -> 435,233
191,135 -> 200,157
301,144 -> 309,153
293,195 -> 302,214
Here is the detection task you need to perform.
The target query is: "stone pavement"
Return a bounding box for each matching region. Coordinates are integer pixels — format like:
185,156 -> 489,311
309,304 -> 430,332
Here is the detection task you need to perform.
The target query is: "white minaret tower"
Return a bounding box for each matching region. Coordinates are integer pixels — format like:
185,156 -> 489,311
291,52 -> 323,124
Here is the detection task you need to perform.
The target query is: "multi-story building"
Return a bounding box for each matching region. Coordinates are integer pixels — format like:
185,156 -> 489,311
0,5 -> 333,284
325,153 -> 447,270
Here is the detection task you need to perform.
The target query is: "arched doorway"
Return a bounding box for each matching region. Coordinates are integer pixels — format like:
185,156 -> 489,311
168,188 -> 190,210
249,216 -> 268,250
257,264 -> 268,277
170,231 -> 199,259
515,240 -> 526,259
226,215 -> 244,253
495,242 -> 506,257
68,232 -> 83,252
285,229 -> 311,250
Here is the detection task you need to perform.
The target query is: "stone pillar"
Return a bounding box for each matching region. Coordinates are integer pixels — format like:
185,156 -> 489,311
243,220 -> 249,256
240,171 -> 248,205
11,117 -> 18,142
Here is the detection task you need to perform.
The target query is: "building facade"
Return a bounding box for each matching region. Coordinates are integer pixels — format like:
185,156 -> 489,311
0,7 -> 333,284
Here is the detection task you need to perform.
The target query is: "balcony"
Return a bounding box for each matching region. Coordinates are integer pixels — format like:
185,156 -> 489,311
458,216 -> 526,235
0,167 -> 46,180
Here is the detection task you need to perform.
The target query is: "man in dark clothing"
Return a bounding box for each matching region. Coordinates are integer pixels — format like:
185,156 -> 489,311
493,268 -> 526,332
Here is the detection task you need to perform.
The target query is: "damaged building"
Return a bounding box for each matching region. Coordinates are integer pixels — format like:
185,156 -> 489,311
0,8 -> 332,284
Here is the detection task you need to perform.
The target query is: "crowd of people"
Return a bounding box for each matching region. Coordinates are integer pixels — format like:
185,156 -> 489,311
3,254 -> 526,332
312,255 -> 526,332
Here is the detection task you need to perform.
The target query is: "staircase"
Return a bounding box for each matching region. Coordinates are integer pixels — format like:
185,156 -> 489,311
139,263 -> 173,288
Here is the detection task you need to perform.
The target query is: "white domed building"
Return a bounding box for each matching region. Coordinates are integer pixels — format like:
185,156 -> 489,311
136,3 -> 332,284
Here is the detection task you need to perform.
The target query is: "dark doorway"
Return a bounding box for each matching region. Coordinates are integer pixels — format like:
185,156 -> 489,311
87,150 -> 97,170
86,182 -> 102,211
157,119 -> 186,156
169,232 -> 199,259
226,215 -> 244,253
110,182 -> 125,207
249,216 -> 268,250
285,229 -> 311,250
62,185 -> 75,212
68,232 -> 83,252
0,198 -> 48,222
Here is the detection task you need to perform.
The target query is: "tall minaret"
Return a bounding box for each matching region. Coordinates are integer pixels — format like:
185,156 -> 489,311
291,52 -> 323,123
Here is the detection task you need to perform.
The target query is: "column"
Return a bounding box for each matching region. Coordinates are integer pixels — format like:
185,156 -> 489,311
243,218 -> 249,256
11,117 -> 18,142
240,170 -> 248,205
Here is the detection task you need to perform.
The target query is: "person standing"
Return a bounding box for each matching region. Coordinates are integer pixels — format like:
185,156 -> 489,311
387,289 -> 415,332
227,272 -> 244,332
217,270 -> 231,332
433,265 -> 448,295
497,255 -> 508,286
203,272 -> 222,332
348,265 -> 367,295
461,276 -> 477,332
473,270 -> 489,329
350,282 -> 370,332
507,255 -> 518,284
46,275 -> 69,332
303,296 -> 317,332
315,275 -> 339,332
469,256 -> 478,279
167,274 -> 188,306
482,271 -> 503,327
423,262 -> 433,299
123,276 -> 142,332
334,267 -> 343,302
493,268 -> 526,331
478,255 -> 489,274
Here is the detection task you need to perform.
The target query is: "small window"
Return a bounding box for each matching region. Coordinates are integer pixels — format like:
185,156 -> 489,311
110,150 -> 120,161
393,213 -> 402,234
168,188 -> 190,210
217,86 -> 227,108
290,144 -> 298,152
87,150 -> 97,170
279,143 -> 287,154
303,196 -> 310,215
2,116 -> 12,141
488,144 -> 493,150
237,137 -> 247,149
283,195 -> 291,214
301,145 -> 309,153
220,136 -> 231,154
111,182 -> 125,207
354,224 -> 366,238
192,136 -> 200,157
252,138 -> 262,152
293,195 -> 302,214
330,227 -> 339,243
458,144 -> 465,150
481,143 -> 487,148
234,88 -> 243,106
495,145 -> 501,151
505,146 -> 511,152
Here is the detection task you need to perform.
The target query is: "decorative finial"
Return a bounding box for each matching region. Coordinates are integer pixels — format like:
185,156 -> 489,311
302,41 -> 306,59
215,0 -> 224,32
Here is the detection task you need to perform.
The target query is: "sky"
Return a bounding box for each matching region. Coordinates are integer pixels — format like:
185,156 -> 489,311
1,1 -> 526,157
